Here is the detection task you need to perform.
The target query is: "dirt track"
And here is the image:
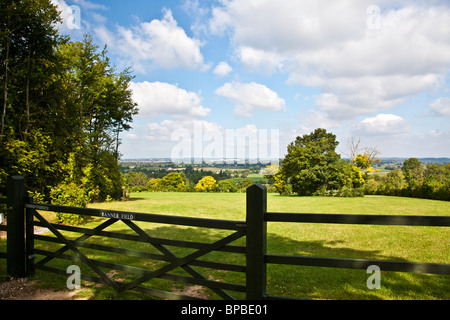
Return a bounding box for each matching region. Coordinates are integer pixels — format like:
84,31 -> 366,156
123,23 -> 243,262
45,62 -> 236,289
0,278 -> 85,300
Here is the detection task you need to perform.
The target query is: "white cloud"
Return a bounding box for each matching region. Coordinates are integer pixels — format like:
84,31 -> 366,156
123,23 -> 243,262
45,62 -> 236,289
72,0 -> 107,11
429,97 -> 450,117
146,119 -> 223,142
210,0 -> 450,119
209,5 -> 232,35
298,109 -> 343,133
213,62 -> 232,77
215,82 -> 286,117
125,133 -> 138,140
130,81 -> 211,119
354,114 -> 410,136
237,46 -> 284,74
97,9 -> 208,72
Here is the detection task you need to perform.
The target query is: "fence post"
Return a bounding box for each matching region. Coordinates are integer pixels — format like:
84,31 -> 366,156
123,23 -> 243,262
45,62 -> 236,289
26,194 -> 35,277
6,176 -> 26,278
246,183 -> 267,300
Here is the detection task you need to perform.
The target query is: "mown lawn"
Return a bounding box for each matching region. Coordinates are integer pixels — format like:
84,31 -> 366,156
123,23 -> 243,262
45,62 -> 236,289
1,192 -> 449,300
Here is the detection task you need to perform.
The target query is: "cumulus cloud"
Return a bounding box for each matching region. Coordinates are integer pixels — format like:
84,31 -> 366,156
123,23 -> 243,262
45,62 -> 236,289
354,114 -> 410,136
213,61 -> 232,77
298,109 -> 342,133
215,82 -> 286,117
237,46 -> 284,74
210,0 -> 450,119
97,9 -> 208,72
130,81 -> 210,119
429,97 -> 450,117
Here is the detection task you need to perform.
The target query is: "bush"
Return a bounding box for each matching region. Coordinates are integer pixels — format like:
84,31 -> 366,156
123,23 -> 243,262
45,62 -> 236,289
313,187 -> 364,197
147,173 -> 186,192
195,176 -> 218,192
218,179 -> 238,192
237,178 -> 254,192
50,182 -> 97,225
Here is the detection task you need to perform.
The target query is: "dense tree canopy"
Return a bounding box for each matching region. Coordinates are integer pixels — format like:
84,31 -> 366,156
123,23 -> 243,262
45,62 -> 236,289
0,0 -> 138,203
280,128 -> 362,196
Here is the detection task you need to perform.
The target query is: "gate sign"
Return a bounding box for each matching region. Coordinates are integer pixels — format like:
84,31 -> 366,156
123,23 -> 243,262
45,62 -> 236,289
101,211 -> 135,220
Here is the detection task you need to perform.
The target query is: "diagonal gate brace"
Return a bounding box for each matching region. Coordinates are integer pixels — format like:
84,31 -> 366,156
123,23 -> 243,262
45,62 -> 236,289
36,217 -> 118,266
122,220 -> 242,300
33,210 -> 122,293
119,228 -> 246,295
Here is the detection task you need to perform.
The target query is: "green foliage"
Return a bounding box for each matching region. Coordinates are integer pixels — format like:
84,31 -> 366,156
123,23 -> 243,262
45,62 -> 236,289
0,2 -> 137,203
0,129 -> 62,196
147,172 -> 186,192
364,160 -> 449,201
50,182 -> 93,225
237,178 -> 254,192
280,128 -> 362,197
147,178 -> 163,192
218,179 -> 238,192
125,172 -> 148,192
262,164 -> 291,195
161,172 -> 186,192
353,152 -> 380,174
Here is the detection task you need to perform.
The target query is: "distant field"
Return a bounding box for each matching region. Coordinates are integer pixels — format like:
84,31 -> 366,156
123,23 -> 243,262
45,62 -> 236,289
1,192 -> 449,300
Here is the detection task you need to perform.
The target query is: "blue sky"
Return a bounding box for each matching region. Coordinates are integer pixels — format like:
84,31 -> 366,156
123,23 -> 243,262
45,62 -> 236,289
52,0 -> 450,160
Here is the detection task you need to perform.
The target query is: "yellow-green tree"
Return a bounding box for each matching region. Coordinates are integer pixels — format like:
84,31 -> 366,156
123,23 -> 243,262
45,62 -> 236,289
195,176 -> 218,192
352,152 -> 381,174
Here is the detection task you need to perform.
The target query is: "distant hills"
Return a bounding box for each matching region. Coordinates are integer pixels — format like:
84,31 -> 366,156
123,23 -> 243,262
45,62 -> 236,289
120,157 -> 450,164
375,157 -> 450,164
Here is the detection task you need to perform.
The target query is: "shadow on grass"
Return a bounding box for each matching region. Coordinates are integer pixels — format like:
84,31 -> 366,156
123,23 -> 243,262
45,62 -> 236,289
265,232 -> 450,300
2,223 -> 449,300
123,197 -> 147,202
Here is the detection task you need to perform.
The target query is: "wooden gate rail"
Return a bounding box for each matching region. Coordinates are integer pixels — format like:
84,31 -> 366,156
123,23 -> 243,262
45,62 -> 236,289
245,185 -> 450,300
2,176 -> 450,300
24,202 -> 247,300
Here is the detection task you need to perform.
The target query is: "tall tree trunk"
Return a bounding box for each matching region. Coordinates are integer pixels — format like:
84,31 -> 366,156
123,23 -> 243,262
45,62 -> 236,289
24,46 -> 32,142
115,122 -> 121,162
1,35 -> 10,144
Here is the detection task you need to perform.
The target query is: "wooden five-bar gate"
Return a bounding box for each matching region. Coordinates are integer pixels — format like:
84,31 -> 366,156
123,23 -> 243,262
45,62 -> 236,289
1,175 -> 449,300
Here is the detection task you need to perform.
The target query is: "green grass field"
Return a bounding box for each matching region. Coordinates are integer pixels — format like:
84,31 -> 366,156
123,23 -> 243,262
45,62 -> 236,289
1,192 -> 449,300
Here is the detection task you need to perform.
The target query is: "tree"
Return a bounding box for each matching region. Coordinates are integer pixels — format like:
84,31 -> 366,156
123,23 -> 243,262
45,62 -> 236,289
218,179 -> 238,192
344,137 -> 381,179
237,178 -> 254,192
161,172 -> 186,192
279,129 -> 365,196
383,169 -> 405,196
125,172 -> 148,189
353,152 -> 381,174
0,0 -> 61,142
0,2 -> 138,203
402,158 -> 424,197
402,158 -> 423,183
262,163 -> 291,195
195,176 -> 218,192
147,178 -> 163,192
0,0 -> 63,193
281,128 -> 344,196
422,164 -> 450,201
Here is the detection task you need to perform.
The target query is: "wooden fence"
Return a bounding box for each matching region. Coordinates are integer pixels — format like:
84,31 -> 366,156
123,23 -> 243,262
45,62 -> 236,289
1,175 -> 449,300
